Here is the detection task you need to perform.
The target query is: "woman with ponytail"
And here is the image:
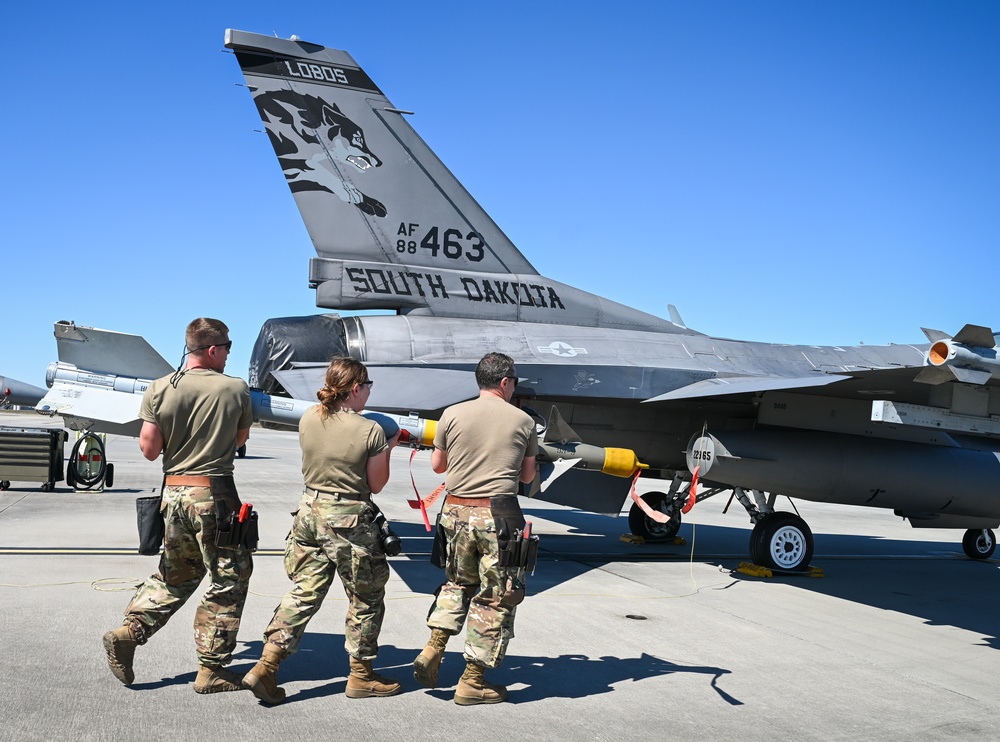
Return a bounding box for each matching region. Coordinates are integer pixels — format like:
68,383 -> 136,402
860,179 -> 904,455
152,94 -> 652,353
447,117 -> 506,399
243,357 -> 402,704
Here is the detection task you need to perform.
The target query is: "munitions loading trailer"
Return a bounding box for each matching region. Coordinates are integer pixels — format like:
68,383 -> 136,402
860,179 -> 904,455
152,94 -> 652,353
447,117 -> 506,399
0,426 -> 68,491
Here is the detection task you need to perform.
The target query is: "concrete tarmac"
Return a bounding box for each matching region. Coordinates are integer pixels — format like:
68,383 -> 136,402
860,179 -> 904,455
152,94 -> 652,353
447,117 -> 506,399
1,411 -> 998,741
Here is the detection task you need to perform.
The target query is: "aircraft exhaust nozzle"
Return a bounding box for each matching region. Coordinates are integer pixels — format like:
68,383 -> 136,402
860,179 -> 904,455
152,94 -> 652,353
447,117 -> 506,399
538,441 -> 646,478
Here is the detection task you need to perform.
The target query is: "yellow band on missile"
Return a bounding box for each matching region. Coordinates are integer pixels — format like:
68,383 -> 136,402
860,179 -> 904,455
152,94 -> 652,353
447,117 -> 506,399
601,447 -> 648,478
420,419 -> 437,448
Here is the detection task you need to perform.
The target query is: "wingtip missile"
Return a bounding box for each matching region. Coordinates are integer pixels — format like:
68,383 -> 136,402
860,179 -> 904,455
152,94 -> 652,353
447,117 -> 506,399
916,331 -> 999,386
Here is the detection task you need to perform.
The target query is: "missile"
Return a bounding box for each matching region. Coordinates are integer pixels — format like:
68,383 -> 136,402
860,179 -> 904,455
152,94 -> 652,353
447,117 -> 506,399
249,389 -> 436,446
534,405 -> 647,480
45,361 -> 155,395
536,441 -> 646,478
36,363 -> 439,445
916,324 -> 999,385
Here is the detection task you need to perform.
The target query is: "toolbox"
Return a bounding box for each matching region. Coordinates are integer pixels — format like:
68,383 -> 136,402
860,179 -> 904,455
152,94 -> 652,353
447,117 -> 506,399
0,426 -> 68,491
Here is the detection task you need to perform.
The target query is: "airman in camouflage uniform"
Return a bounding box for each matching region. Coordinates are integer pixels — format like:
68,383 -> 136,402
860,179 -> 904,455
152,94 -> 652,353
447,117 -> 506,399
243,358 -> 400,705
102,318 -> 254,694
414,353 -> 538,705
264,491 -> 389,660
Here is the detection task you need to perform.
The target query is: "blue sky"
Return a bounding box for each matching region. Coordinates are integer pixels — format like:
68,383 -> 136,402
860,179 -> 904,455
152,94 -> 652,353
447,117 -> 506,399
3,1 -> 998,388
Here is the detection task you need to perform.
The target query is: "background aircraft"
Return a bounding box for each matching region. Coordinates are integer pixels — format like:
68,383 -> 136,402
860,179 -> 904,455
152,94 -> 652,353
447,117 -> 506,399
224,29 -> 1000,571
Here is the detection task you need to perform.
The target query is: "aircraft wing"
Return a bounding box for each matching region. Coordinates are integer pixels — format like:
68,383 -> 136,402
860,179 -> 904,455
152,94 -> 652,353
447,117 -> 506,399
643,373 -> 852,402
272,365 -> 479,412
36,382 -> 144,432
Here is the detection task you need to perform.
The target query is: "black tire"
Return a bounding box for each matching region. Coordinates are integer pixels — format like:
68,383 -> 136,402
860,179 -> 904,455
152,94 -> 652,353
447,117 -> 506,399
237,444 -> 247,459
104,463 -> 115,489
750,512 -> 814,571
962,528 -> 996,560
0,480 -> 9,491
66,465 -> 76,489
628,491 -> 681,541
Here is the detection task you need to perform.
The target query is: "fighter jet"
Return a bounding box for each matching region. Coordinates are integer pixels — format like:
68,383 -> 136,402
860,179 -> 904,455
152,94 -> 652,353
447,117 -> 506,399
225,29 -> 1000,571
0,376 -> 46,409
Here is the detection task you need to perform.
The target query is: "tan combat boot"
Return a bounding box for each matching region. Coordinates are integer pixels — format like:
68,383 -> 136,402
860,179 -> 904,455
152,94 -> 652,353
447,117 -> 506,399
413,628 -> 451,688
193,665 -> 245,694
454,661 -> 507,706
243,643 -> 287,705
102,624 -> 139,685
345,656 -> 402,698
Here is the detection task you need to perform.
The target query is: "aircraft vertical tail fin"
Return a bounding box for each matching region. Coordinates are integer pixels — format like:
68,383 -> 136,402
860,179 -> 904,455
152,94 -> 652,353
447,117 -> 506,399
225,29 -> 688,334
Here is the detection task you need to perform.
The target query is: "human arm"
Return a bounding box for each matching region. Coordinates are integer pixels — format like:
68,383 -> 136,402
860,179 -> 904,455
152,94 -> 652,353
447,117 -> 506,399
139,421 -> 164,461
519,455 -> 536,484
430,447 -> 448,474
237,427 -> 250,449
367,431 -> 400,494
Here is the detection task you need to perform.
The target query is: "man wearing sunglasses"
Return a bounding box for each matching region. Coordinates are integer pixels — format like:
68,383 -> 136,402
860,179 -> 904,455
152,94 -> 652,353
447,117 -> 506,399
414,352 -> 537,705
102,318 -> 254,695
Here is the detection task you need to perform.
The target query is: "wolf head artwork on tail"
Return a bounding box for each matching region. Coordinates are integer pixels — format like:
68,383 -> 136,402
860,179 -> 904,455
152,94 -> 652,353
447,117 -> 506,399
254,89 -> 386,217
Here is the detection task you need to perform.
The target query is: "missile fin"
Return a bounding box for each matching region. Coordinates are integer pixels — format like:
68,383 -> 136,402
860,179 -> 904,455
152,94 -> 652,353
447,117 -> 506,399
920,327 -> 951,343
543,406 -> 582,444
952,324 -> 997,348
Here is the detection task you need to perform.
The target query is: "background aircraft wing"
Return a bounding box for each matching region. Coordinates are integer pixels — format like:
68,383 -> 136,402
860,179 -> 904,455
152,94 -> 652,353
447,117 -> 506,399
36,383 -> 143,426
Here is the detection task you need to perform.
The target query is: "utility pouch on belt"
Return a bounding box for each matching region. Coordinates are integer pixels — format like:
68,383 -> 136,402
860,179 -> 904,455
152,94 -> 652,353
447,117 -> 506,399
492,494 -> 538,570
136,486 -> 164,555
211,476 -> 258,551
430,512 -> 447,569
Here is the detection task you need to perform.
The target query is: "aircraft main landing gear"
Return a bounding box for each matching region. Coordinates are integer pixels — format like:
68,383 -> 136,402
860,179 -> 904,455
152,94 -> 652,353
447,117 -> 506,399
962,528 -> 996,560
750,512 -> 815,571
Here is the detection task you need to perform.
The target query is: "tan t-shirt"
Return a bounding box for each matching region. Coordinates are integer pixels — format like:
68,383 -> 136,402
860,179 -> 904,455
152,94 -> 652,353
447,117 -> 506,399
299,406 -> 387,496
434,395 -> 538,498
139,369 -> 253,476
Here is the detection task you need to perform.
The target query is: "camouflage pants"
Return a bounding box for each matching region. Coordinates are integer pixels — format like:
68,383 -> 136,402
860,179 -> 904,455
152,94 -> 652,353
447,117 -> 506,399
124,485 -> 253,667
263,491 -> 390,660
426,502 -> 522,669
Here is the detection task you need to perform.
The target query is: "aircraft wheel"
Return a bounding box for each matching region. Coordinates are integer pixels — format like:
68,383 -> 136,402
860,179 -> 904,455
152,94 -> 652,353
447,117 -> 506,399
237,444 -> 247,459
105,463 -> 115,489
962,528 -> 996,560
751,512 -> 814,571
628,491 -> 681,542
0,480 -> 9,491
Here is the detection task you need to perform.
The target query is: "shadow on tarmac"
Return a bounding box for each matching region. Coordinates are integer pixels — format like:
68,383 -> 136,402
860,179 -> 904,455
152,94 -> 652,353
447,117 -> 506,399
223,634 -> 737,706
390,506 -> 1000,654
